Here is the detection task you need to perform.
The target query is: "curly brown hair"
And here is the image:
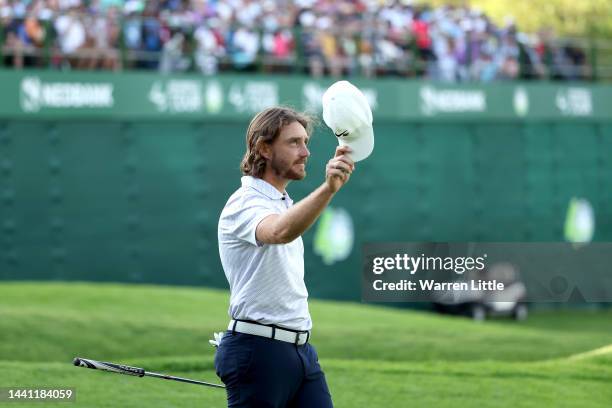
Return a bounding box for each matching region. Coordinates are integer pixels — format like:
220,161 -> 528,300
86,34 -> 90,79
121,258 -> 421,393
241,106 -> 314,178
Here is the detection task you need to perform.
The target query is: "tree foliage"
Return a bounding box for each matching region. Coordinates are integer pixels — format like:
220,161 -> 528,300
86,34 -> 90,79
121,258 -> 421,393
422,0 -> 612,38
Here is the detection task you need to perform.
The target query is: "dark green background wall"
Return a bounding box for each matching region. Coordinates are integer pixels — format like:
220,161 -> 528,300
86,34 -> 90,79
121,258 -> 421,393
1,119 -> 611,301
1,72 -> 611,301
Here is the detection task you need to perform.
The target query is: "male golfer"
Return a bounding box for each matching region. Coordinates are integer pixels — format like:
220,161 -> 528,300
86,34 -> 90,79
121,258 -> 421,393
216,106 -> 354,407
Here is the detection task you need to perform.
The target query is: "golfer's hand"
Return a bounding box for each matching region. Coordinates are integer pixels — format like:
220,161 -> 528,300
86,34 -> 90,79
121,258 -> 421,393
325,146 -> 355,194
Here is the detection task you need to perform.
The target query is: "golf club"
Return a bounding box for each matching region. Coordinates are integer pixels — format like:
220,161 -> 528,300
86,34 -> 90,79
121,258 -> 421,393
73,357 -> 225,389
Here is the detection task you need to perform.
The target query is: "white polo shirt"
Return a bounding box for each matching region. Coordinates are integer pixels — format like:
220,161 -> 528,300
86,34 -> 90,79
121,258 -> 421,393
218,176 -> 312,331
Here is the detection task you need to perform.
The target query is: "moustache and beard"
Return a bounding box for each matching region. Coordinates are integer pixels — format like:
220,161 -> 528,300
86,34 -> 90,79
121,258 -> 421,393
269,153 -> 307,180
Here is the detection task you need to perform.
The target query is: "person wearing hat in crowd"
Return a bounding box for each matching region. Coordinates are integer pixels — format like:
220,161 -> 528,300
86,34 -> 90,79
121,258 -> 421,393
214,82 -> 373,407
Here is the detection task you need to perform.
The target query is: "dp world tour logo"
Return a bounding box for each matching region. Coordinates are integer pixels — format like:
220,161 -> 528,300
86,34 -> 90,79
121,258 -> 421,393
149,79 -> 224,114
313,207 -> 354,265
205,80 -> 224,114
513,87 -> 529,117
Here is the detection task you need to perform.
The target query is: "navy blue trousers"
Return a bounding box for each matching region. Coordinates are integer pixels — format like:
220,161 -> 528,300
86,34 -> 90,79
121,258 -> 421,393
214,332 -> 333,408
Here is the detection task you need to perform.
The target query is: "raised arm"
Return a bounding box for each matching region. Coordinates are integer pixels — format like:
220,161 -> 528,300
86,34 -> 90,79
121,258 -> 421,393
256,146 -> 355,244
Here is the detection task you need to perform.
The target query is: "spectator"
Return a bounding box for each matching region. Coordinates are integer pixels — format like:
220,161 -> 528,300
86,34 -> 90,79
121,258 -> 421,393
412,10 -> 434,76
273,29 -> 292,59
471,47 -> 498,82
2,0 -> 27,67
193,21 -> 223,75
318,27 -> 342,76
230,25 -> 259,71
159,30 -> 189,73
497,33 -> 520,80
260,27 -> 294,72
357,37 -> 374,77
87,6 -> 121,70
25,3 -> 46,48
121,7 -> 142,68
54,6 -> 86,68
141,6 -> 162,69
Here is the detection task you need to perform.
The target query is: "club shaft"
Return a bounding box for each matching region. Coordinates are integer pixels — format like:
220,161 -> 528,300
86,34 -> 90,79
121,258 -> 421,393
145,371 -> 226,388
74,357 -> 225,389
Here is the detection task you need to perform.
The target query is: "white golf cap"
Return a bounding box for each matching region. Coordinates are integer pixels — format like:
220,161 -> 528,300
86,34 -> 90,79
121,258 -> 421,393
322,80 -> 374,162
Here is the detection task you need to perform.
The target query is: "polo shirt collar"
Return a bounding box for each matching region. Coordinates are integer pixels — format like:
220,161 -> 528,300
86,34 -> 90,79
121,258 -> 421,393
241,176 -> 290,201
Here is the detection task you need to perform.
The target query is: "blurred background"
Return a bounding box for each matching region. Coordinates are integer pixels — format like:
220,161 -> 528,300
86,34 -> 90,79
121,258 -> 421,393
0,1 -> 611,406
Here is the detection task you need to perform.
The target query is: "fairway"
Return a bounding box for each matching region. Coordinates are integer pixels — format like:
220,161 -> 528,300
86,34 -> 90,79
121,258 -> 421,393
1,282 -> 611,407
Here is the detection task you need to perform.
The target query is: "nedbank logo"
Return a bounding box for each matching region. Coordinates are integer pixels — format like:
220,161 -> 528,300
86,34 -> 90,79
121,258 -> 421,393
420,86 -> 486,116
20,76 -> 114,113
302,82 -> 378,113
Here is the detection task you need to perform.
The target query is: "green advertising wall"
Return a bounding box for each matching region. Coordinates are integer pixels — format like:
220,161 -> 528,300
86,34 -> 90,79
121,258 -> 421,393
1,70 -> 611,301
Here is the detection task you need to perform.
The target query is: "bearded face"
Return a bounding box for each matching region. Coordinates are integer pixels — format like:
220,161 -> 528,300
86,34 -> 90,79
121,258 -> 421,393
269,151 -> 307,180
264,121 -> 310,181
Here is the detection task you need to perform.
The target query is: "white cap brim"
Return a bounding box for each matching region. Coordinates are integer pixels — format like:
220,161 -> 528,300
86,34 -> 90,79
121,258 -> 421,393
338,123 -> 374,162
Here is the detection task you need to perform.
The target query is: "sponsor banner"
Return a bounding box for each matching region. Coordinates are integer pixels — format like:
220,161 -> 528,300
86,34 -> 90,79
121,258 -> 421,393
0,70 -> 610,121
20,76 -> 114,112
418,85 -> 487,116
362,243 -> 612,303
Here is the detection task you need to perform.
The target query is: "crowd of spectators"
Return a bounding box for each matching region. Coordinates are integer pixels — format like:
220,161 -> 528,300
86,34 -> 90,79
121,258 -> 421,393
0,0 -> 590,81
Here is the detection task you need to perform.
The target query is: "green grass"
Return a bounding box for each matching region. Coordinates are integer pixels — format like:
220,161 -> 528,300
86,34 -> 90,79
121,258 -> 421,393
0,282 -> 611,407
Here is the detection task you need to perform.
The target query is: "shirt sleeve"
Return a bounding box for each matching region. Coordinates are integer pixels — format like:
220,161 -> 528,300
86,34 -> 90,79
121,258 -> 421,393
232,195 -> 279,247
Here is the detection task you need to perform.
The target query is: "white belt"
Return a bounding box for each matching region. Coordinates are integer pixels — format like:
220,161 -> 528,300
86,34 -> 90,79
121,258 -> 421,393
228,320 -> 310,345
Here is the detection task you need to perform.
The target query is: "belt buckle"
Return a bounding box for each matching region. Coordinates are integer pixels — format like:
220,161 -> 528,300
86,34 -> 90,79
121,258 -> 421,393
295,331 -> 309,345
